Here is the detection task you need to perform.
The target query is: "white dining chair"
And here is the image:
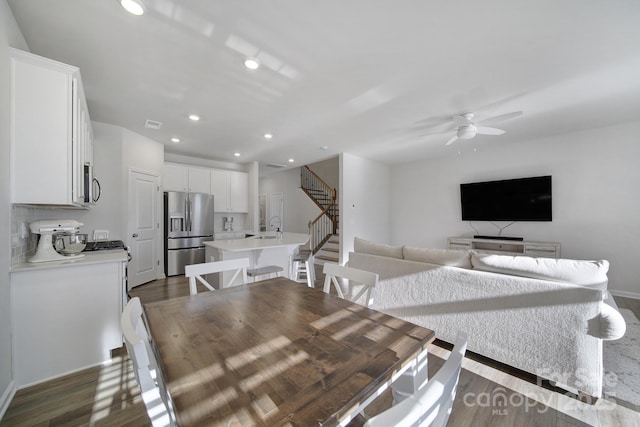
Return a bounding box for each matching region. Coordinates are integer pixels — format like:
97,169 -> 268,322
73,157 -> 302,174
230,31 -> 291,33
322,263 -> 379,306
121,297 -> 176,427
364,332 -> 468,427
184,258 -> 250,295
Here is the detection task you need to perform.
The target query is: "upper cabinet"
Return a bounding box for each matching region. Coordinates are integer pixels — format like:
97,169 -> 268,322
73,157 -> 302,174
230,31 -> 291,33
188,167 -> 211,194
210,169 -> 230,211
163,163 -> 248,212
229,171 -> 249,213
211,169 -> 249,213
163,163 -> 210,193
10,48 -> 93,207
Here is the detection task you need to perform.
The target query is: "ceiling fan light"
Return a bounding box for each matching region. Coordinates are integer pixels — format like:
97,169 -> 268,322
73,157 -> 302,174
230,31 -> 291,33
457,125 -> 477,140
120,0 -> 145,16
244,57 -> 260,70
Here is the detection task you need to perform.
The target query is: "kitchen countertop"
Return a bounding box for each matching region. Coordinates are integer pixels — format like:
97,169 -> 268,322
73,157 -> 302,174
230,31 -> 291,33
11,249 -> 128,273
205,232 -> 308,252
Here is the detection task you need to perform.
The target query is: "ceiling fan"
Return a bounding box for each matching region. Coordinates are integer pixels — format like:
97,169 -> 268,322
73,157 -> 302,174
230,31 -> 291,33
417,111 -> 522,146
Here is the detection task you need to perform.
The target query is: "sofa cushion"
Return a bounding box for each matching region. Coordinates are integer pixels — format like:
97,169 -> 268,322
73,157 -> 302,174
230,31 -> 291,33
471,253 -> 609,289
403,246 -> 472,269
354,237 -> 403,259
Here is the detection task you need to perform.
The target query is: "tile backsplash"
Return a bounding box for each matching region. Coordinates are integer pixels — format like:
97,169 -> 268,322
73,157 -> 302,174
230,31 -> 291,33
214,213 -> 246,232
11,206 -> 41,265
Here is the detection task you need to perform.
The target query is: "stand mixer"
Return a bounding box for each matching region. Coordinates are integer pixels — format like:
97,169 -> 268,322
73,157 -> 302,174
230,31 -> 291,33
223,216 -> 234,231
29,220 -> 85,263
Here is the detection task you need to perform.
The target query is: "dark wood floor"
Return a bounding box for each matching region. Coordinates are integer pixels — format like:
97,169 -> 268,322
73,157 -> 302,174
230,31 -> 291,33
2,275 -> 639,426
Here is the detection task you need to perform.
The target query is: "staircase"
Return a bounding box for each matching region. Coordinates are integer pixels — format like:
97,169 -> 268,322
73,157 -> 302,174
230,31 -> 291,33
300,166 -> 339,264
314,234 -> 339,264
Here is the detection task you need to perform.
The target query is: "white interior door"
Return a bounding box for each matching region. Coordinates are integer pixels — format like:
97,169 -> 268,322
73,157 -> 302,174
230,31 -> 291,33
268,192 -> 284,231
128,170 -> 160,288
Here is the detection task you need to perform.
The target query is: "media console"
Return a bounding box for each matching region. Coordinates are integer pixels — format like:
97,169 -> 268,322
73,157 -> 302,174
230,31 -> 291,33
448,237 -> 561,258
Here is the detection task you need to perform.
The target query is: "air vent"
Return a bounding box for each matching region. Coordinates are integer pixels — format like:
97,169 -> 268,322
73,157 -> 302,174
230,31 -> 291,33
266,163 -> 286,168
145,119 -> 162,130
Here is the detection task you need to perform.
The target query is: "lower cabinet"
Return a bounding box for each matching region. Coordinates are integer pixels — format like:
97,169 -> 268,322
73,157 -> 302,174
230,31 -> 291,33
11,260 -> 125,387
447,237 -> 561,258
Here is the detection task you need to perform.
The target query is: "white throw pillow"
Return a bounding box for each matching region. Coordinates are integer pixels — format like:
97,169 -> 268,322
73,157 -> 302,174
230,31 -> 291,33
354,237 -> 403,259
471,253 -> 609,289
403,246 -> 472,269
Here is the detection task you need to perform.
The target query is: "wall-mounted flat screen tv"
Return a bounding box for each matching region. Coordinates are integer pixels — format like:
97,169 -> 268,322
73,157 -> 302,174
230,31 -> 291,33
460,175 -> 552,221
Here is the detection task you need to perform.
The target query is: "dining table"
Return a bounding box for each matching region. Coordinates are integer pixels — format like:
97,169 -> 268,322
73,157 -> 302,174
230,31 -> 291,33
143,277 -> 435,426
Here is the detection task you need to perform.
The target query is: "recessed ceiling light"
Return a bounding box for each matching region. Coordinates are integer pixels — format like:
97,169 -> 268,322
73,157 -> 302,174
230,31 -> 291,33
320,145 -> 329,150
264,133 -> 273,140
120,0 -> 144,16
171,138 -> 180,143
234,152 -> 241,157
244,57 -> 261,70
288,158 -> 295,163
188,114 -> 200,121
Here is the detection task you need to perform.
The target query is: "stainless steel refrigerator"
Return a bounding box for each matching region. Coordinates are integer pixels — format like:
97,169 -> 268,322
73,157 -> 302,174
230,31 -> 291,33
164,191 -> 214,276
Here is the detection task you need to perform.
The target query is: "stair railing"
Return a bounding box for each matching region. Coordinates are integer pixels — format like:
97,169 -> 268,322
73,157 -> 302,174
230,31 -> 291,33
301,166 -> 337,254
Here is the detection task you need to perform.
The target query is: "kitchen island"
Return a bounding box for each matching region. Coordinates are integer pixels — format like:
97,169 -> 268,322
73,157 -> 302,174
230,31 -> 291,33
204,232 -> 309,287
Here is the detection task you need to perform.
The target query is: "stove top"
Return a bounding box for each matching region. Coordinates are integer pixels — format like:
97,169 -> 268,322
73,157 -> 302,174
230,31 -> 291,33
83,240 -> 127,252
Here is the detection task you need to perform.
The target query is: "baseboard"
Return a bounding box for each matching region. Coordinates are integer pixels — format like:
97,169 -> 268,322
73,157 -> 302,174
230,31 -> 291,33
0,380 -> 16,421
609,289 -> 640,300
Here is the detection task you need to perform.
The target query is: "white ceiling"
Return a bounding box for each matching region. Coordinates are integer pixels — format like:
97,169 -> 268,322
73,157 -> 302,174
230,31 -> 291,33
7,0 -> 640,172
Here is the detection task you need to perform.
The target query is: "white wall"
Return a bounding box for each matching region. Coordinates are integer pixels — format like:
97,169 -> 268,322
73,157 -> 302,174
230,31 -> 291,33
121,127 -> 164,279
164,152 -> 244,171
259,167 -> 319,234
390,120 -> 640,298
307,156 -> 339,193
1,0 -> 29,416
341,153 -> 391,264
0,5 -> 14,416
246,161 -> 260,232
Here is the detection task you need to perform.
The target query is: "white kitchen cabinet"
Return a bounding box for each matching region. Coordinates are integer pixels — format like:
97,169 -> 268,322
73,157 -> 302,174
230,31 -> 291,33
211,169 -> 249,213
10,48 -> 93,207
211,169 -> 230,211
163,163 -> 210,193
229,171 -> 249,212
164,163 -> 189,192
11,255 -> 126,387
188,167 -> 211,194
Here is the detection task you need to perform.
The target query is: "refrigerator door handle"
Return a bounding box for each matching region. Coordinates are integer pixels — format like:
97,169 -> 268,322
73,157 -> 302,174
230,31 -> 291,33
187,195 -> 192,231
184,196 -> 190,232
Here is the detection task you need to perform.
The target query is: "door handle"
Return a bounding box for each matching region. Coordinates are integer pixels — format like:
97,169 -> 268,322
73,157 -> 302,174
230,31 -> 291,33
132,233 -> 139,238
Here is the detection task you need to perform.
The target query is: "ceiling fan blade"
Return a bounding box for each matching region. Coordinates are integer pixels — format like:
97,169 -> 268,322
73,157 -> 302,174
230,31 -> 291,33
411,114 -> 453,129
477,111 -> 522,126
476,126 -> 506,135
415,123 -> 458,136
445,135 -> 459,146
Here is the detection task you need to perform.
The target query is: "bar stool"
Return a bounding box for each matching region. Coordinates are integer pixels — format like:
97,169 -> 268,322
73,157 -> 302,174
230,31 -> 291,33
291,249 -> 314,288
246,265 -> 283,282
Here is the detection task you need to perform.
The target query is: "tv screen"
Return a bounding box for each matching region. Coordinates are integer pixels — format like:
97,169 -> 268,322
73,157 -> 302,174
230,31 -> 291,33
460,176 -> 552,221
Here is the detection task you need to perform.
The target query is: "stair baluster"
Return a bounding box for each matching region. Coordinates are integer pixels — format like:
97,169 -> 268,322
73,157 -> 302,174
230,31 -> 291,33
300,166 -> 338,254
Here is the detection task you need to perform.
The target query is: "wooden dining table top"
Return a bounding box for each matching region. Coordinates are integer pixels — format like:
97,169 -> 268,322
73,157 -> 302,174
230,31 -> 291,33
143,277 -> 435,426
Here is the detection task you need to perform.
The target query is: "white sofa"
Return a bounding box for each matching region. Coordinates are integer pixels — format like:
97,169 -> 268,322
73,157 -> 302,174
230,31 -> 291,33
347,237 -> 626,398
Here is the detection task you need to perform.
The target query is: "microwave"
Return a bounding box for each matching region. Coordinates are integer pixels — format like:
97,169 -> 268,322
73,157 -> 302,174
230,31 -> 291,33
83,163 -> 101,204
